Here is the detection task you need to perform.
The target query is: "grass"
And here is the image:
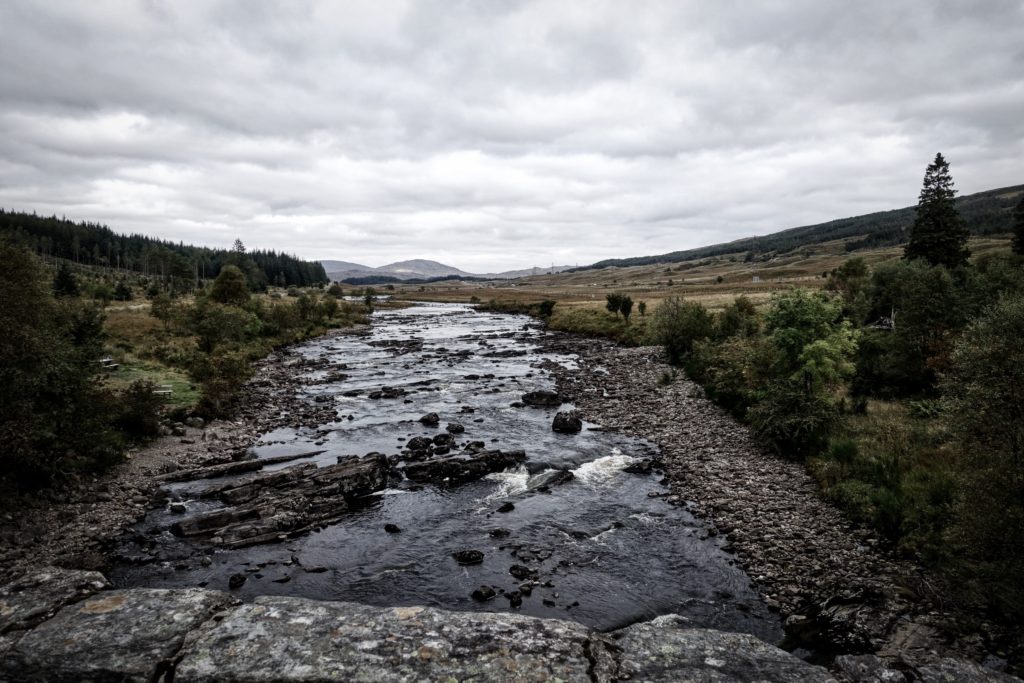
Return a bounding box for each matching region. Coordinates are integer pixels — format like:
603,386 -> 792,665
547,306 -> 649,345
809,399 -> 957,560
106,361 -> 200,411
389,235 -> 1014,313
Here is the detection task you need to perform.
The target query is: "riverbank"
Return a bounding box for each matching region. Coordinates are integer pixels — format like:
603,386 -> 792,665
0,325 -> 370,584
541,334 -> 1016,672
1,303 -> 1017,681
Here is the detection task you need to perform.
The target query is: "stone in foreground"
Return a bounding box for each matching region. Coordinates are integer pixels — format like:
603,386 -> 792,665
0,566 -> 108,634
613,614 -> 836,682
5,588 -> 233,682
175,597 -> 613,682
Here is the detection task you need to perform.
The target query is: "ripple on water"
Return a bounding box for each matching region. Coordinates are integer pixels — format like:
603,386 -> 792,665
109,303 -> 782,643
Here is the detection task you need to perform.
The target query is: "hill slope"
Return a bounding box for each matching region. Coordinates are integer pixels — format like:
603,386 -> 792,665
584,184 -> 1023,270
0,209 -> 328,287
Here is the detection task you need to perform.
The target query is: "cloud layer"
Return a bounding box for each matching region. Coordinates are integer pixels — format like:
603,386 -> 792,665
2,1 -> 1022,271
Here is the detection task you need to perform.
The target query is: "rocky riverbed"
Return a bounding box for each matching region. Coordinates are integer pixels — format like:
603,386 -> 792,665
0,303 -> 1018,682
543,336 -> 1019,675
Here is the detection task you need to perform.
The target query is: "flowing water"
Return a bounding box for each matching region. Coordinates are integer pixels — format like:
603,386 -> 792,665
111,303 -> 782,641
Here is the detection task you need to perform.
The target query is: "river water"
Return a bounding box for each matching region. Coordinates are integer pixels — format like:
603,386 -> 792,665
111,302 -> 781,641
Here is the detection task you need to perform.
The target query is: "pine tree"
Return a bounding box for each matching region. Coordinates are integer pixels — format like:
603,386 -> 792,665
904,153 -> 970,269
53,261 -> 79,297
1012,194 -> 1024,256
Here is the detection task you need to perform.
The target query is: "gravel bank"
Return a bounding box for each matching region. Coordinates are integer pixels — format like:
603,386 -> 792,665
543,336 -> 1013,672
0,326 -> 368,583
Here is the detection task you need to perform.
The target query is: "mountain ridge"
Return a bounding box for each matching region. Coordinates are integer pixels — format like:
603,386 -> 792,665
579,184 -> 1023,271
321,258 -> 575,282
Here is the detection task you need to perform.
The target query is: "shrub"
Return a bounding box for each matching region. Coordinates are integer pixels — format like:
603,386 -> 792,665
113,280 -> 133,301
113,380 -> 164,441
210,265 -> 250,306
747,380 -> 840,458
715,296 -> 760,339
538,300 -> 555,317
187,300 -> 262,352
648,297 -> 713,365
191,348 -> 253,417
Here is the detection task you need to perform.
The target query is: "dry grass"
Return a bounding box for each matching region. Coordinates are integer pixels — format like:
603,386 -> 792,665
394,236 -> 1014,312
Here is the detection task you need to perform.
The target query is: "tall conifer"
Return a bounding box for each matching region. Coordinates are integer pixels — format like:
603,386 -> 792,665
904,153 -> 970,268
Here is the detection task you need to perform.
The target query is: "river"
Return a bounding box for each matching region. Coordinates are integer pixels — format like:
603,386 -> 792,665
111,302 -> 781,642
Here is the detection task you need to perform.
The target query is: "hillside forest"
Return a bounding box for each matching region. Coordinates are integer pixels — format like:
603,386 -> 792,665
0,210 -> 328,291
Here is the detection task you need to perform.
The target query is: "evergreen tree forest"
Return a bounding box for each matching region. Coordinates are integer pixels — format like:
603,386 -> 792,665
0,210 -> 328,290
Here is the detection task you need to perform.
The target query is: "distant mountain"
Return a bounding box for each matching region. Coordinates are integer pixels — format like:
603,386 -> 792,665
579,184 -> 1023,271
321,258 -> 575,282
378,259 -> 475,279
320,259 -> 375,273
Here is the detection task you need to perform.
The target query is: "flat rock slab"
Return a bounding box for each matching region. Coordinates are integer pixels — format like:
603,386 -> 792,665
0,566 -> 109,634
4,588 -> 233,682
613,614 -> 836,682
174,596 -> 830,682
176,596 -> 604,682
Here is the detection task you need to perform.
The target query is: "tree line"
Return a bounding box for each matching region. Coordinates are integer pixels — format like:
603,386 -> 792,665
0,210 -> 328,290
646,154 -> 1024,628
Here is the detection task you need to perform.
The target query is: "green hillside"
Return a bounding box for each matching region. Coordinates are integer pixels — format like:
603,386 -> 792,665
0,209 -> 328,290
585,184 -> 1023,270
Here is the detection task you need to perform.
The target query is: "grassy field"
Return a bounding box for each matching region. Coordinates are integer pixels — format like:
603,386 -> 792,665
392,235 -> 1014,312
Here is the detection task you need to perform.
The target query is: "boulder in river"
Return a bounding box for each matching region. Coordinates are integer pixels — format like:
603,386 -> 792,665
403,450 -> 526,486
470,586 -> 496,601
418,413 -> 440,427
452,550 -> 484,566
520,390 -> 562,407
551,411 -> 583,434
405,436 -> 433,454
527,469 -> 575,491
169,455 -> 389,548
445,422 -> 465,434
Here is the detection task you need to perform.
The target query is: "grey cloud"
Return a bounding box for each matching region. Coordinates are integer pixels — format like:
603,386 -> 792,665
1,0 -> 1021,270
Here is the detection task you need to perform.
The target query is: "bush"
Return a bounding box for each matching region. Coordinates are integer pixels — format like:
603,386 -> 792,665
113,380 -> 164,441
113,280 -> 133,301
210,265 -> 250,306
191,349 -> 253,417
747,380 -> 840,457
648,297 -> 713,365
715,296 -> 760,339
538,300 -> 556,317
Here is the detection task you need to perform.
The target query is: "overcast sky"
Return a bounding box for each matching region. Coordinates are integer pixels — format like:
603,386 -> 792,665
1,1 -> 1022,272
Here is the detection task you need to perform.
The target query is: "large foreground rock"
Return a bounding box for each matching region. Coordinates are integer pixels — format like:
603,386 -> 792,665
1,578 -> 836,682
0,566 -> 108,633
176,597 -> 833,682
4,588 -> 233,682
3,570 -> 1014,682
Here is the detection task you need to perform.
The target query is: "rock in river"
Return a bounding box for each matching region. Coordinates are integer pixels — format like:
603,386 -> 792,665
520,390 -> 562,407
552,410 -> 583,434
452,550 -> 484,566
403,450 -> 526,486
